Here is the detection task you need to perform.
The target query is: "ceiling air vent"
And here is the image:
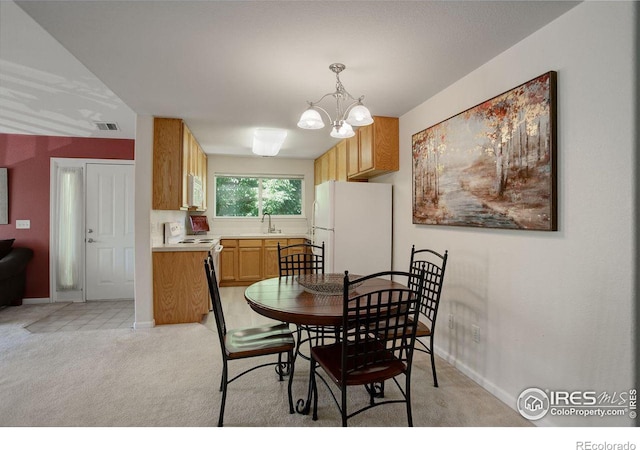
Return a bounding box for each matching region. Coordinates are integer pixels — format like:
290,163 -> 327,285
95,122 -> 119,131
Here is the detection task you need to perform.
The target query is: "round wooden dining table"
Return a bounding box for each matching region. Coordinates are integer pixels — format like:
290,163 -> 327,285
244,274 -> 408,326
244,273 -> 409,416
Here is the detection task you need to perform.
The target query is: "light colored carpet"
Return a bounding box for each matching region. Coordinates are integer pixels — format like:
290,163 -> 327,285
0,287 -> 531,428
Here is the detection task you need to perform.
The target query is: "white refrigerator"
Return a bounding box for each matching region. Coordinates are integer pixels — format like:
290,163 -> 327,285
312,180 -> 392,276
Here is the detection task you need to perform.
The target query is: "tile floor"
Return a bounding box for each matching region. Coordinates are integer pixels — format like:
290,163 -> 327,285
25,300 -> 134,333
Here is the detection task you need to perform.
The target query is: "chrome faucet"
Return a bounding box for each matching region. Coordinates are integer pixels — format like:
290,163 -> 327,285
261,213 -> 275,233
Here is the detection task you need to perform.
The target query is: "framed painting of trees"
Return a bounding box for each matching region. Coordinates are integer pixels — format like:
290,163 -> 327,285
412,71 -> 557,231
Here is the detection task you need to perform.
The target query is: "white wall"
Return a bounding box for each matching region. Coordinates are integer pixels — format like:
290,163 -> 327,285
378,2 -> 636,426
133,115 -> 154,328
205,154 -> 315,236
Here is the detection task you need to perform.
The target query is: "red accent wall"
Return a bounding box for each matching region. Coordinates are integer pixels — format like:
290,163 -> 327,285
0,134 -> 135,299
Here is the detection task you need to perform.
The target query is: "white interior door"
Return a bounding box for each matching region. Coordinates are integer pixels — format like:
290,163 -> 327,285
85,163 -> 134,300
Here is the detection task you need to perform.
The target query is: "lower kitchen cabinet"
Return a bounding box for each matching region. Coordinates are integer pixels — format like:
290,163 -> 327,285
220,237 -> 309,286
238,240 -> 262,281
219,240 -> 237,283
263,237 -> 289,279
152,250 -> 210,325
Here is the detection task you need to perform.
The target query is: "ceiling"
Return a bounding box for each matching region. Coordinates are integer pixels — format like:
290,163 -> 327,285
2,1 -> 579,159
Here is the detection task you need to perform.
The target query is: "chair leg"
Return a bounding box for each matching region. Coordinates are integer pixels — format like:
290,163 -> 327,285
341,387 -> 348,427
218,361 -> 228,427
405,375 -> 413,427
430,349 -> 438,387
287,349 -> 296,414
311,358 -> 319,421
277,353 -> 284,381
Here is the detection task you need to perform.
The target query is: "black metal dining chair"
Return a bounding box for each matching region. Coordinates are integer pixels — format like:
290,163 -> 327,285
204,258 -> 295,426
309,269 -> 426,426
277,241 -> 325,277
277,241 -> 337,413
408,245 -> 448,387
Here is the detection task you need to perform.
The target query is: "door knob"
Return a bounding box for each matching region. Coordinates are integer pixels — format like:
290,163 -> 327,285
87,229 -> 93,233
87,238 -> 95,243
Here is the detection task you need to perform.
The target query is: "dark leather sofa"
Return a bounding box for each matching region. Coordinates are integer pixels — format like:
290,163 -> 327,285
0,246 -> 34,307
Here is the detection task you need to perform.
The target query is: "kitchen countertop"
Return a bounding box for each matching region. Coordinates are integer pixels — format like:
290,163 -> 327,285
152,233 -> 310,252
218,233 -> 309,240
152,236 -> 221,252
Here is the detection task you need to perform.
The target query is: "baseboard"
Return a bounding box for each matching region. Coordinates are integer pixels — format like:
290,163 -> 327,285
134,320 -> 155,329
435,345 -> 543,427
22,298 -> 51,305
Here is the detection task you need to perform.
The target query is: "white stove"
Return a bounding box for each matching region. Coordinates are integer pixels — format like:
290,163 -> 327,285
164,222 -> 214,244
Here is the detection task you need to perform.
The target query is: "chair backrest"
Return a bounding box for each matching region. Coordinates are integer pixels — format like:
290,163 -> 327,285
204,257 -> 227,353
341,270 -> 425,383
408,245 -> 448,328
278,241 -> 325,277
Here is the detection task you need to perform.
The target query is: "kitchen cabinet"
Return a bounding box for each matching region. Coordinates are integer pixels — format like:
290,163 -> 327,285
335,140 -> 348,181
326,146 -> 337,181
314,116 -> 398,184
220,237 -> 309,286
263,237 -> 289,279
153,250 -> 210,325
348,116 -> 399,180
346,134 -> 359,178
152,117 -> 208,211
314,141 -> 347,185
314,150 -> 331,186
219,239 -> 238,283
263,237 -> 308,278
238,239 -> 263,282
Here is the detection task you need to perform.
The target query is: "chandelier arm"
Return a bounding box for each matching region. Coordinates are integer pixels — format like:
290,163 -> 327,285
308,104 -> 333,123
307,92 -> 337,107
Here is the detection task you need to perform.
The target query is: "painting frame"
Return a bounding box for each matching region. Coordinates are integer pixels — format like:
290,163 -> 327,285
412,71 -> 557,231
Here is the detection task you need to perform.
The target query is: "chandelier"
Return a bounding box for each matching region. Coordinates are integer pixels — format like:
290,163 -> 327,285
297,63 -> 373,139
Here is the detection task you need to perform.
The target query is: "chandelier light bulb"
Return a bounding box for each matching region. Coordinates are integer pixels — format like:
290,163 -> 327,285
297,108 -> 325,130
330,122 -> 355,139
346,104 -> 374,126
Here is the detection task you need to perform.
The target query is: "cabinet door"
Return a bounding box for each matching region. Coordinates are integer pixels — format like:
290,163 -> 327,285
153,117 -> 187,210
335,140 -> 348,181
181,124 -> 190,208
327,146 -> 337,181
320,152 -> 329,184
347,134 -> 360,177
200,149 -> 208,211
263,238 -> 288,279
238,240 -> 262,281
220,240 -> 237,282
314,158 -> 322,185
153,250 -> 209,325
358,124 -> 374,172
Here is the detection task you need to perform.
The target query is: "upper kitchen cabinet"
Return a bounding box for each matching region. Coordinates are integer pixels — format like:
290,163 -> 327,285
153,117 -> 208,211
314,116 -> 398,185
348,116 -> 399,180
314,143 -> 347,186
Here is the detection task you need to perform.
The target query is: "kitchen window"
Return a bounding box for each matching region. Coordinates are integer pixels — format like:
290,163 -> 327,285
214,175 -> 303,217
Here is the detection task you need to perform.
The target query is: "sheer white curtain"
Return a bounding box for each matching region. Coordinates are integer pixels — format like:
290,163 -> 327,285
56,166 -> 83,291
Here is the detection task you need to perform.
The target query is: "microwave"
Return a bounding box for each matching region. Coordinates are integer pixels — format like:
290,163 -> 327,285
188,174 -> 203,208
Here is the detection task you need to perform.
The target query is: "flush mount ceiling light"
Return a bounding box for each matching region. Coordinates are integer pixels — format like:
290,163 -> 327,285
252,128 -> 288,157
297,63 -> 373,139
